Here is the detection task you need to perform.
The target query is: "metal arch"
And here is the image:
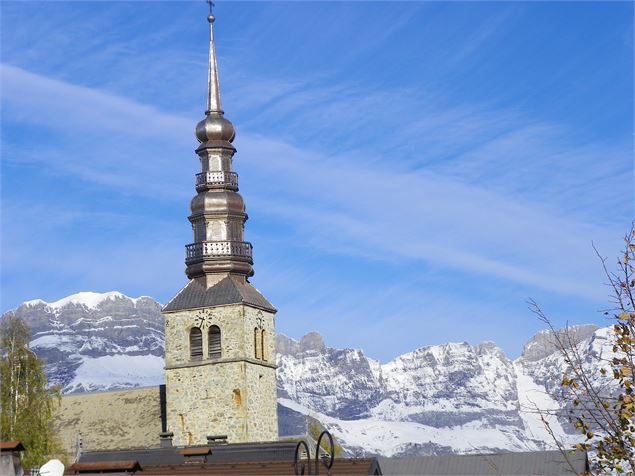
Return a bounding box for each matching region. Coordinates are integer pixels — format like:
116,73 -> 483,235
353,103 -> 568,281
294,440 -> 312,476
294,430 -> 335,476
315,430 -> 335,476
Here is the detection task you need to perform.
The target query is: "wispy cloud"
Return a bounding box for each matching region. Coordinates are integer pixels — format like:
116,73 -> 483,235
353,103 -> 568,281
2,64 -> 624,302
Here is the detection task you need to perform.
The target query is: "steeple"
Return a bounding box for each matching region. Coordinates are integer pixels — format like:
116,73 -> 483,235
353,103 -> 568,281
186,3 -> 252,284
163,3 -> 278,447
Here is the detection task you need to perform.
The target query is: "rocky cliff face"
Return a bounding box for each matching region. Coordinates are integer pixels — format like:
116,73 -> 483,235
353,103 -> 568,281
277,332 -> 383,419
277,334 -> 543,455
1,292 -> 614,456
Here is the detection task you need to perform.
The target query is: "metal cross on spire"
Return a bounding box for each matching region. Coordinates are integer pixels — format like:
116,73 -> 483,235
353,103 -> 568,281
206,0 -> 222,114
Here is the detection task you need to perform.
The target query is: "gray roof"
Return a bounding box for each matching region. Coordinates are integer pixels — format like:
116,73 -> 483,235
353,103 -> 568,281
163,276 -> 275,313
378,450 -> 588,475
78,441 -> 298,466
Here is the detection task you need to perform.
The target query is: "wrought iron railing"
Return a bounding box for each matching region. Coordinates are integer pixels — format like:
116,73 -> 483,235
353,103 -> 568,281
185,241 -> 252,260
195,171 -> 238,188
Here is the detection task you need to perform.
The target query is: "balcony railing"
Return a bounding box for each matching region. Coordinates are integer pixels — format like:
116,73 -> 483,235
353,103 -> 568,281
195,171 -> 238,188
185,241 -> 253,260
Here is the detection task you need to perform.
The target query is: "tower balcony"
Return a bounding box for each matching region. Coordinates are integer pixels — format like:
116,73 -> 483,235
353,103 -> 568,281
185,240 -> 253,262
195,171 -> 238,190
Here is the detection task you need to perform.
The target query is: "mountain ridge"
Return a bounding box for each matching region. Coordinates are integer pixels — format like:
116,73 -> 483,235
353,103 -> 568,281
2,290 -> 606,456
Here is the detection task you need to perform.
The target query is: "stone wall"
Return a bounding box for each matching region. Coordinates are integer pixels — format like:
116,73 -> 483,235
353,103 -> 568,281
53,386 -> 163,456
163,303 -> 278,446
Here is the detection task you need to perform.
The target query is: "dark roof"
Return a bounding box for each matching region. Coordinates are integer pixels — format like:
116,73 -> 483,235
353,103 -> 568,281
70,460 -> 141,473
377,450 -> 589,475
141,458 -> 378,475
70,458 -> 378,476
163,277 -> 275,313
78,441 -> 298,466
0,441 -> 25,452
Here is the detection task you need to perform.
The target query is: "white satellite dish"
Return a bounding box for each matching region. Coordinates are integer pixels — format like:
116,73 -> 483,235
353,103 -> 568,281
39,459 -> 64,476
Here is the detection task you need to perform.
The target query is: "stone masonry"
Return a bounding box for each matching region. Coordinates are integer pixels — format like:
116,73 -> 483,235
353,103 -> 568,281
164,303 -> 277,446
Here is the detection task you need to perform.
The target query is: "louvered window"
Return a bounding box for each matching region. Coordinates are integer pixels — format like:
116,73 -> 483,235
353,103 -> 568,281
261,329 -> 267,361
254,328 -> 261,359
190,327 -> 203,361
209,325 -> 222,359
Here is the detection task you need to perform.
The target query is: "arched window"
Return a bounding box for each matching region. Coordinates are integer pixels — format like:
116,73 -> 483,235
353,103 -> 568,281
190,327 -> 203,361
261,329 -> 267,361
208,325 -> 221,359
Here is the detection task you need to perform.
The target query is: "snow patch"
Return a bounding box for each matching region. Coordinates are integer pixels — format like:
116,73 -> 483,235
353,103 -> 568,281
514,361 -> 567,446
64,354 -> 164,393
49,292 -> 132,309
16,291 -> 154,311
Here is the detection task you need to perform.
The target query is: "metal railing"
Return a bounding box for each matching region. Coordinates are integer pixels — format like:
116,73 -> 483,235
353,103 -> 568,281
195,171 -> 238,188
185,241 -> 252,260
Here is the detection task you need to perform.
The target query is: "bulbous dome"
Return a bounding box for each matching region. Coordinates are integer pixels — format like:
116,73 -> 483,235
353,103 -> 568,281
190,190 -> 245,215
195,112 -> 236,143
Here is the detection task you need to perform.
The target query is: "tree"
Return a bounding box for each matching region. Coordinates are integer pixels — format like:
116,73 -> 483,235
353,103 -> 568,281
0,314 -> 62,469
308,418 -> 345,458
531,227 -> 635,474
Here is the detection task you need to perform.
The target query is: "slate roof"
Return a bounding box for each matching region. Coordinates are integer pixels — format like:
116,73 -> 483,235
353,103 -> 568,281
377,450 -> 589,475
72,446 -> 588,475
163,276 -> 275,313
144,459 -> 378,475
72,445 -> 378,476
70,459 -> 379,475
70,460 -> 141,473
77,441 -> 298,466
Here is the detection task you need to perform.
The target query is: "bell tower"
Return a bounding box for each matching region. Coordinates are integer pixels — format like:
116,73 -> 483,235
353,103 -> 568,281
162,4 -> 278,446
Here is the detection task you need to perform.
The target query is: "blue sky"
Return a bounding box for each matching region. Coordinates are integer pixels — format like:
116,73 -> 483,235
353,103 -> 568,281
1,1 -> 633,361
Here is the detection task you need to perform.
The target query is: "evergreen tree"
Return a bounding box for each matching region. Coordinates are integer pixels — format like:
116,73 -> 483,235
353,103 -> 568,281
0,314 -> 62,469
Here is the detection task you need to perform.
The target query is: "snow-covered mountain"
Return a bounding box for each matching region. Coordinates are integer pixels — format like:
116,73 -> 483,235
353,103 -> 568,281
277,333 -> 559,456
6,292 -> 165,393
2,292 -> 610,457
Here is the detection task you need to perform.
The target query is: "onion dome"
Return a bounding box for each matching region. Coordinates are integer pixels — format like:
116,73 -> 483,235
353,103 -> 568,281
195,113 -> 235,143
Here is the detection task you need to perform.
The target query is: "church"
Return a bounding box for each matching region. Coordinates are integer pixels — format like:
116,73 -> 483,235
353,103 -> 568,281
45,6 -> 589,476
54,5 -> 279,452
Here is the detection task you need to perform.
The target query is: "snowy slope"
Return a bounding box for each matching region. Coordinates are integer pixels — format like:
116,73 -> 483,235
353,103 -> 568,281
276,334 -> 572,455
279,398 -> 541,457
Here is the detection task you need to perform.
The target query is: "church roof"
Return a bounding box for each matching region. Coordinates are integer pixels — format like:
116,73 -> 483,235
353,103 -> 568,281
163,276 -> 276,313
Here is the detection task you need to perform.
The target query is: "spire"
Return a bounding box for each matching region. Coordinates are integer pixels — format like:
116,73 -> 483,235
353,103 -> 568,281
206,0 -> 222,114
186,2 -> 252,285
195,1 -> 235,143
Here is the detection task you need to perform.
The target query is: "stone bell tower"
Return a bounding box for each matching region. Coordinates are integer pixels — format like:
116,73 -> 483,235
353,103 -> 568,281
162,6 -> 278,447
